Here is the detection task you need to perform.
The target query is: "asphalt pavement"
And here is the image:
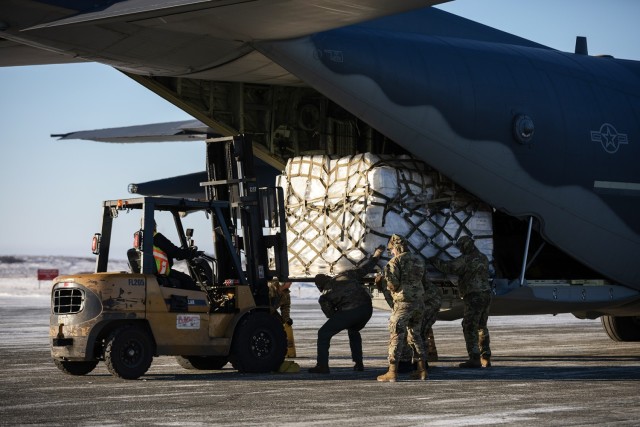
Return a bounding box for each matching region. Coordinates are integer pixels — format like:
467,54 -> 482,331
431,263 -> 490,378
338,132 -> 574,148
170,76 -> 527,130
1,296 -> 639,426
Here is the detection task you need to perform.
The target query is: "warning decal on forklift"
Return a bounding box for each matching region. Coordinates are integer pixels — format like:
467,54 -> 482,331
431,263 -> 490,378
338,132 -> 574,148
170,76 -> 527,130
177,314 -> 200,330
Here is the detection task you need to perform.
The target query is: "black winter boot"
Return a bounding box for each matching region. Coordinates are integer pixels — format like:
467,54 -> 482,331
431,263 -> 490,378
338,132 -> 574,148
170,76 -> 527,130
308,364 -> 330,374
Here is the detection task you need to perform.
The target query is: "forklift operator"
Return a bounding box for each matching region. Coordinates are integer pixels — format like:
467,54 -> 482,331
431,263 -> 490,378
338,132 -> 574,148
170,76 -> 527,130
150,222 -> 200,291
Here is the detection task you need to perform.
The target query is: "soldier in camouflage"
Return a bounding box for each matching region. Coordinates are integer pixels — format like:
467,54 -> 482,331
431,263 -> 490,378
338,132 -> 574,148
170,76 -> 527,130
308,246 -> 384,374
377,270 -> 442,371
421,276 -> 442,362
376,234 -> 428,382
267,280 -> 292,325
268,280 -> 296,358
431,235 -> 492,368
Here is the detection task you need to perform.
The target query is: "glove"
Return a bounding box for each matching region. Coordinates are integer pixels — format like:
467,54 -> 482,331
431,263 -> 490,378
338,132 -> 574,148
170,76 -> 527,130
187,247 -> 201,260
374,274 -> 385,291
373,245 -> 385,258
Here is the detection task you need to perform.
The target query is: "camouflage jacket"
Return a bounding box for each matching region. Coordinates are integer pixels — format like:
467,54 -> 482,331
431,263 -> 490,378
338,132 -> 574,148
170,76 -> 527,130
432,248 -> 491,297
268,281 -> 291,323
383,252 -> 425,304
423,276 -> 442,308
379,275 -> 441,309
318,255 -> 378,317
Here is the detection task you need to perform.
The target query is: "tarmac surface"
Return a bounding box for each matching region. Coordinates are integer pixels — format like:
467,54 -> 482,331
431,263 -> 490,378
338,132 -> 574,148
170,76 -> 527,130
1,295 -> 640,426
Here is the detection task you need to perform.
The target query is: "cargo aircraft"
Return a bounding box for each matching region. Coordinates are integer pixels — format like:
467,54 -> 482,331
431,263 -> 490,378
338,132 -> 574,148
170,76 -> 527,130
2,1 -> 639,340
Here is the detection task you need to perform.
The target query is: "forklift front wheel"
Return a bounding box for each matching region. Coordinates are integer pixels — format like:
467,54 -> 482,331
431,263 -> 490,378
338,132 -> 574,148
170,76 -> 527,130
229,311 -> 287,373
53,359 -> 98,376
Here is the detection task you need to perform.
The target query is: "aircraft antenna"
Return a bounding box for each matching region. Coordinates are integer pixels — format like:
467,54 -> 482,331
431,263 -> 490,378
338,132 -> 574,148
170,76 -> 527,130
575,36 -> 588,55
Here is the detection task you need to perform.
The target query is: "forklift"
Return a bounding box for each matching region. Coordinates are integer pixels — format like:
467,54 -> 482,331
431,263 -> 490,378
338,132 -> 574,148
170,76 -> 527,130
50,135 -> 290,379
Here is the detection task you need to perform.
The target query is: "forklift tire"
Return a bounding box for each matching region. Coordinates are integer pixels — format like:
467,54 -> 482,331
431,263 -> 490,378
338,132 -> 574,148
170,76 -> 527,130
175,355 -> 228,370
53,359 -> 98,376
229,311 -> 287,373
104,325 -> 154,380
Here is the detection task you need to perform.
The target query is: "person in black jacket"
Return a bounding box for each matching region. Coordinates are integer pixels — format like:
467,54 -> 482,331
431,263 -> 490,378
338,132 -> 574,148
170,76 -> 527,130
308,246 -> 384,374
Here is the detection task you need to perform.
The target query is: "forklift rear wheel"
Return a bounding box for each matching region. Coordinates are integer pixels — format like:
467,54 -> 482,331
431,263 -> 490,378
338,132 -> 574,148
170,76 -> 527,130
175,355 -> 228,370
53,359 -> 98,376
229,311 -> 287,373
104,325 -> 154,379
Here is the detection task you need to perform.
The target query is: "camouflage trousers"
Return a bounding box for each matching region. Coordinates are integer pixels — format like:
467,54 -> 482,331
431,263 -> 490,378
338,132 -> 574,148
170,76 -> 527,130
461,291 -> 492,358
388,301 -> 426,364
399,298 -> 441,362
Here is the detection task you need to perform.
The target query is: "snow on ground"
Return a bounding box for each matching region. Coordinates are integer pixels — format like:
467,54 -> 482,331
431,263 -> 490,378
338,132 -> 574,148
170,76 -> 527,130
0,255 -> 320,299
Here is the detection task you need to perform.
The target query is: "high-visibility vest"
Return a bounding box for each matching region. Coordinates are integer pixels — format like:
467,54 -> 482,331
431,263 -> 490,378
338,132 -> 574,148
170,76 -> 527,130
153,245 -> 170,275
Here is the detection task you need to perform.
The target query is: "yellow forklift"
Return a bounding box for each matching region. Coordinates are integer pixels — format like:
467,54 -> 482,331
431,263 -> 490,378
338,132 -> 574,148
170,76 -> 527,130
50,136 -> 290,379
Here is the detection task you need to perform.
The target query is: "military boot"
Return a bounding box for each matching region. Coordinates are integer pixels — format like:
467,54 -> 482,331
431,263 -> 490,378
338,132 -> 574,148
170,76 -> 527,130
426,329 -> 439,362
481,355 -> 491,368
376,364 -> 398,382
410,360 -> 428,380
459,355 -> 482,369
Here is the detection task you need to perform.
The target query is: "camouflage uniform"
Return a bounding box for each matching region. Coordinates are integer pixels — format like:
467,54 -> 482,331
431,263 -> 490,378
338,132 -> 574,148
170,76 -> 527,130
309,251 -> 382,372
268,280 -> 296,357
421,278 -> 442,361
267,280 -> 291,325
432,236 -> 492,366
382,238 -> 427,368
381,276 -> 441,367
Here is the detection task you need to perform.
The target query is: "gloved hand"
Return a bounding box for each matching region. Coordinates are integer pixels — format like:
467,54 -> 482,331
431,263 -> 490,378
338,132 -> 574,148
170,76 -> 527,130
373,246 -> 385,258
187,247 -> 202,260
374,274 -> 385,291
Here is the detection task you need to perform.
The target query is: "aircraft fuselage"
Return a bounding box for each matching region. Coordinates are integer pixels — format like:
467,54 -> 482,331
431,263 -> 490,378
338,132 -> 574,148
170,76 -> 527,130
257,17 -> 640,289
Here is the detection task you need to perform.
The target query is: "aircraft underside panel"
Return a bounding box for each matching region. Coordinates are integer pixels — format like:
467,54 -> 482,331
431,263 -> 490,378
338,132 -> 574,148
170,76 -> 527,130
371,281 -> 640,320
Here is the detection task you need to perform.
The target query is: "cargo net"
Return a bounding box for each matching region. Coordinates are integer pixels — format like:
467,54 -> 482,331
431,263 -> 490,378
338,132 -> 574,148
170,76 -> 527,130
278,153 -> 493,277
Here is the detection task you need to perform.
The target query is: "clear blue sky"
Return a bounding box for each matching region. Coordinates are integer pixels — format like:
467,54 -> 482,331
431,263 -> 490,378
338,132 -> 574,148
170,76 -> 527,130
1,0 -> 639,257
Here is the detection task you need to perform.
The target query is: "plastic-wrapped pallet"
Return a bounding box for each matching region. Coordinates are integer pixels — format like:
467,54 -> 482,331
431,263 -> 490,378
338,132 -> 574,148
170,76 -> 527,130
279,153 -> 494,277
435,204 -> 494,260
279,155 -> 330,276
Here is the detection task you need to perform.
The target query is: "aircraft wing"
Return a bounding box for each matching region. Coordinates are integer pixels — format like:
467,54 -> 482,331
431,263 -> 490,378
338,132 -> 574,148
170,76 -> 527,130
0,0 -> 447,82
0,38 -> 86,67
52,120 -> 213,143
128,172 -> 208,199
52,120 -> 279,194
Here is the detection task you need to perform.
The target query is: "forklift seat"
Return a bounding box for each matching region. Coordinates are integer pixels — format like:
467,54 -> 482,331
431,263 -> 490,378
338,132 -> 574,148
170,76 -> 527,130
127,248 -> 141,274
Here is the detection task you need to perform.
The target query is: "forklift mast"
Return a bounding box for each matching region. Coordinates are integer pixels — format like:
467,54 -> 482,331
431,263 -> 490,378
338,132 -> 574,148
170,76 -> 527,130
202,135 -> 288,306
